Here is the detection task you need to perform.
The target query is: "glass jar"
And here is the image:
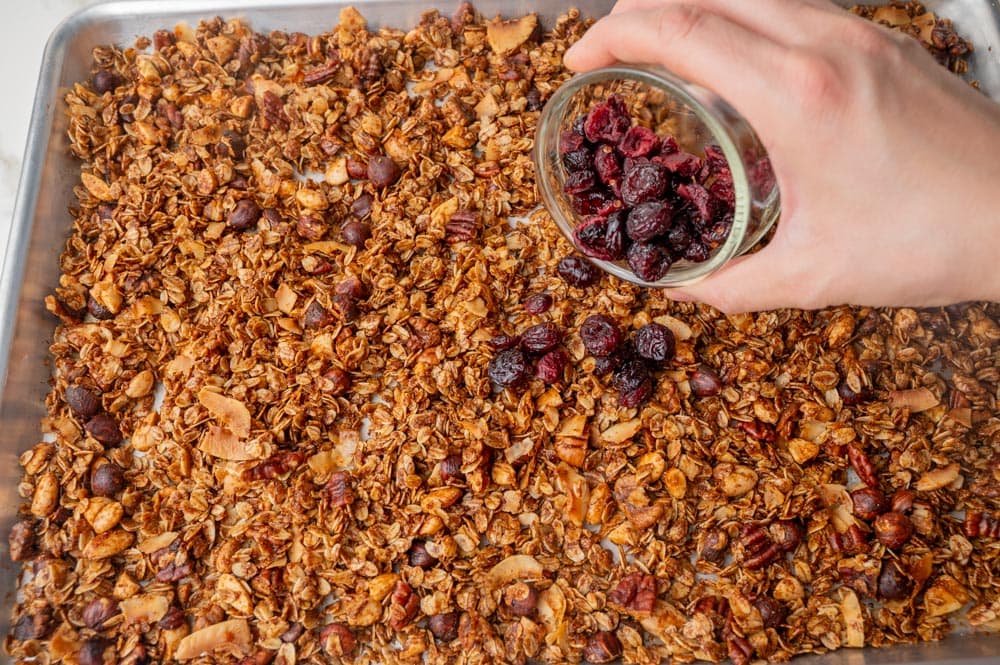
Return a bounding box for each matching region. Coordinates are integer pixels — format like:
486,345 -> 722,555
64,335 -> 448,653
534,65 -> 781,287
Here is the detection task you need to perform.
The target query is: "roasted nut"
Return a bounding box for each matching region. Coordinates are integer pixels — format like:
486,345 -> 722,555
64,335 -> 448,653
583,631 -> 623,664
770,520 -> 804,553
341,221 -> 371,248
742,524 -> 782,570
367,155 -> 400,187
700,528 -> 728,563
296,214 -> 327,241
12,607 -> 51,641
504,582 -> 537,617
228,199 -> 261,231
8,520 -> 36,562
319,623 -> 355,656
874,512 -> 915,549
66,384 -> 102,418
753,597 -> 788,629
30,473 -> 60,517
438,454 -> 463,483
335,276 -> 368,300
85,414 -> 123,446
965,510 -> 1000,538
608,572 -> 656,616
325,471 -> 353,507
280,622 -> 304,643
891,488 -> 917,514
428,612 -> 459,642
83,597 -> 120,630
158,605 -> 185,630
320,368 -> 351,396
90,460 -> 126,497
848,445 -> 878,488
851,487 -> 889,521
878,561 -> 913,600
689,367 -> 722,396
78,638 -> 109,665
388,581 -> 419,630
408,540 -> 437,569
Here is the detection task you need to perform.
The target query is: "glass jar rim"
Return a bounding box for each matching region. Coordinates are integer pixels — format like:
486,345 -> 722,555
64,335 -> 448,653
533,64 -> 757,288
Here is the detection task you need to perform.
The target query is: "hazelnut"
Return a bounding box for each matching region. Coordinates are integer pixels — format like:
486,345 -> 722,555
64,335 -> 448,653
65,384 -> 102,418
319,622 -> 355,656
891,488 -> 917,514
408,540 -> 437,569
428,612 -> 459,642
85,414 -> 123,446
341,221 -> 371,248
78,638 -> 109,665
851,487 -> 889,521
582,630 -> 623,664
753,597 -> 788,629
91,460 -> 126,497
504,582 -> 537,617
874,512 -> 915,549
700,528 -> 728,563
878,561 -> 913,600
439,454 -> 464,483
82,597 -> 119,630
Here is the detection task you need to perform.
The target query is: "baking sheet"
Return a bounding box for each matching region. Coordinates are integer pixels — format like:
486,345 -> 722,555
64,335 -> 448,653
1,0 -> 998,662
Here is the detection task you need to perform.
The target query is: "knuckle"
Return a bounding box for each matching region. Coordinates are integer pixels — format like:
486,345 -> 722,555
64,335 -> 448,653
845,23 -> 896,58
656,4 -> 710,45
785,52 -> 848,112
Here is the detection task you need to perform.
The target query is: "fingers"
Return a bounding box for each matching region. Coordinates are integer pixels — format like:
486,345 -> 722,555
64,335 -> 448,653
608,0 -> 842,46
666,244 -> 824,313
564,6 -> 789,131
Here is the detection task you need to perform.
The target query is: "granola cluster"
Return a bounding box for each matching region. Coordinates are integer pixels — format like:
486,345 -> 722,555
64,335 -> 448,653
6,3 -> 998,665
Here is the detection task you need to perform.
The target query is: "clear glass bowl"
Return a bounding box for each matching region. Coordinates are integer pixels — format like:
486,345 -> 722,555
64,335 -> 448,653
534,65 -> 781,287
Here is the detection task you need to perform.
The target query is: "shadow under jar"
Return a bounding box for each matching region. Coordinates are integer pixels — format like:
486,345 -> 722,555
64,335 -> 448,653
534,65 -> 781,287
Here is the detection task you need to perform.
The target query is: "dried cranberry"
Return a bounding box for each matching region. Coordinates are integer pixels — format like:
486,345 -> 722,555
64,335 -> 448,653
525,88 -> 544,111
574,215 -> 621,261
580,315 -> 622,357
701,219 -> 733,249
562,148 -> 592,173
684,241 -> 711,263
710,174 -> 736,207
572,189 -> 617,216
838,381 -> 869,406
583,95 -> 630,144
524,293 -> 552,315
618,125 -> 659,157
666,225 -> 693,254
536,349 -> 569,384
634,323 -> 675,364
488,334 -> 520,351
619,161 -> 670,207
653,151 -> 703,177
657,135 -> 680,155
753,598 -> 788,629
593,145 -> 621,185
520,322 -> 561,354
488,348 -> 530,388
676,183 -> 717,222
627,243 -> 672,282
704,145 -> 728,172
557,256 -> 601,288
750,156 -> 776,196
604,211 -> 628,260
560,129 -> 585,155
593,355 -> 620,376
626,201 -> 674,242
563,169 -> 597,195
613,360 -> 653,408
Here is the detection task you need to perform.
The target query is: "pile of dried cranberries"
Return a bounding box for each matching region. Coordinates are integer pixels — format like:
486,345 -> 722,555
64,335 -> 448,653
560,94 -> 737,282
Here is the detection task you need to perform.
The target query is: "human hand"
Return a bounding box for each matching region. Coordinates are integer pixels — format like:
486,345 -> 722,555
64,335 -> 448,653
563,0 -> 1000,313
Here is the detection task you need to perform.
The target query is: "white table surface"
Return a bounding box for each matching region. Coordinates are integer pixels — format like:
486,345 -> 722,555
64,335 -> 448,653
0,0 -> 101,253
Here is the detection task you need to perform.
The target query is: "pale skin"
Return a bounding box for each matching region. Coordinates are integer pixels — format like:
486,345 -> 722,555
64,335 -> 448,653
563,0 -> 1000,313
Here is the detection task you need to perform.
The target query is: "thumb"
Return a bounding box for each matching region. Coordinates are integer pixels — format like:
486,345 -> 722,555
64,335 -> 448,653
666,244 -> 808,313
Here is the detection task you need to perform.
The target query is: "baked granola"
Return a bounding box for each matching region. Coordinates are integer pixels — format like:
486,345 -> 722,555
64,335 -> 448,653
6,3 -> 997,664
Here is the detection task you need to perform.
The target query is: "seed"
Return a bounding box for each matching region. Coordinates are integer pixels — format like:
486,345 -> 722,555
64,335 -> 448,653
227,199 -> 261,231
341,221 -> 371,248
367,155 -> 400,187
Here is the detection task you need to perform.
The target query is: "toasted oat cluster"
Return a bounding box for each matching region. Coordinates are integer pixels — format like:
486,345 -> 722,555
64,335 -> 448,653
6,2 -> 997,665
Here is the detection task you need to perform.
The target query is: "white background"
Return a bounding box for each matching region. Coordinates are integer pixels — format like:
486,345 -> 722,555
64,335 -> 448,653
0,0 -> 101,248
